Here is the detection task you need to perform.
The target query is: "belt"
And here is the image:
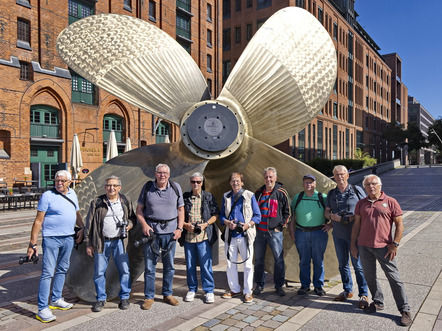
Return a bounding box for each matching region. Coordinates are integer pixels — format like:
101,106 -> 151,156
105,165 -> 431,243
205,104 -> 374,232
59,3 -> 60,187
296,225 -> 324,232
104,236 -> 121,241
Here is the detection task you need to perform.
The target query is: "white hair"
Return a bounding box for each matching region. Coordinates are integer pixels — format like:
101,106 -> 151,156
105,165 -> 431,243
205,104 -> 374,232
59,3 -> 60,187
55,170 -> 72,180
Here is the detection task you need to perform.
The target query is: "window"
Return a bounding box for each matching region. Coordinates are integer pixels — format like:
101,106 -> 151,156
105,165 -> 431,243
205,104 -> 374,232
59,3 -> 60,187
246,0 -> 252,8
257,18 -> 267,30
297,129 -> 305,162
333,22 -> 337,40
296,0 -> 305,8
257,0 -> 271,10
366,54 -> 369,68
68,0 -> 94,24
176,13 -> 191,40
149,1 -> 156,21
207,4 -> 212,22
317,6 -> 323,25
333,125 -> 337,159
333,102 -> 337,118
223,0 -> 231,19
366,75 -> 368,88
207,54 -> 212,73
236,0 -> 241,11
0,130 -> 11,159
103,114 -> 123,142
346,129 -> 349,158
235,27 -> 241,43
71,70 -> 95,104
155,121 -> 169,143
207,29 -> 212,47
30,106 -> 59,138
246,24 -> 252,41
20,61 -> 32,80
223,28 -> 231,51
207,79 -> 212,96
317,121 -> 323,158
17,18 -> 31,49
124,0 -> 132,11
365,95 -> 368,109
223,60 -> 231,83
177,0 -> 191,12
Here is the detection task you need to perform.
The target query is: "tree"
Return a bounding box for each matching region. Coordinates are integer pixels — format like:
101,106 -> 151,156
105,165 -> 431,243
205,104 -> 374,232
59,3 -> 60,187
382,121 -> 407,148
428,118 -> 442,162
353,148 -> 377,167
406,122 -> 428,164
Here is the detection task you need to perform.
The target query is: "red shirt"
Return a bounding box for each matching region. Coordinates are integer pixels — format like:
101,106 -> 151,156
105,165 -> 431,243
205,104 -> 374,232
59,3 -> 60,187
354,192 -> 403,248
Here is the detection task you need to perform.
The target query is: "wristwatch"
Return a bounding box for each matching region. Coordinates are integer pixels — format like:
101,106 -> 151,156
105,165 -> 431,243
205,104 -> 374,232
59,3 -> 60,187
392,241 -> 399,247
29,243 -> 37,249
177,227 -> 183,232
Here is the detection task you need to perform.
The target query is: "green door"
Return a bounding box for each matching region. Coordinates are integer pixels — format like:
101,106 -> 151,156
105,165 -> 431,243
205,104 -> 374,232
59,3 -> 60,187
30,146 -> 59,187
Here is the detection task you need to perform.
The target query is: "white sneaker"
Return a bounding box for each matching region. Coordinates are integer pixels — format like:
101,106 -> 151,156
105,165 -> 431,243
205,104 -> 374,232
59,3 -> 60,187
205,293 -> 215,304
184,291 -> 195,302
36,308 -> 56,323
49,298 -> 73,310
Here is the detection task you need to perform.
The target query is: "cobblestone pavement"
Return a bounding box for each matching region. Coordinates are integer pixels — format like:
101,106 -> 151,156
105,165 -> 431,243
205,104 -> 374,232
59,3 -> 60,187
1,166 -> 442,330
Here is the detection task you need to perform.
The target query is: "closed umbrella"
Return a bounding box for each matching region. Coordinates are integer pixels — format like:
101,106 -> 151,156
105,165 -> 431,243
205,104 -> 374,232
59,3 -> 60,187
124,137 -> 132,152
164,135 -> 170,143
70,134 -> 83,188
106,130 -> 118,161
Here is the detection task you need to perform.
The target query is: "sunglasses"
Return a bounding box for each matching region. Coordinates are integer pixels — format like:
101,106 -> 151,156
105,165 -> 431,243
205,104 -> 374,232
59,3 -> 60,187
191,180 -> 202,184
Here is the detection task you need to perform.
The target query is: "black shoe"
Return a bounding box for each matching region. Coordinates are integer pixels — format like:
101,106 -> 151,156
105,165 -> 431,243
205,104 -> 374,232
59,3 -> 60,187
119,299 -> 130,310
365,302 -> 384,314
314,287 -> 326,296
253,286 -> 264,295
297,286 -> 311,295
400,311 -> 412,326
92,301 -> 105,312
276,287 -> 286,296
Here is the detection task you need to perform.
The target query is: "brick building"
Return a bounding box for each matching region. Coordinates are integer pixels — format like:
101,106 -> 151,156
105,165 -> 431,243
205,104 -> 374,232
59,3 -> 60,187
223,0 -> 402,163
0,0 -> 221,187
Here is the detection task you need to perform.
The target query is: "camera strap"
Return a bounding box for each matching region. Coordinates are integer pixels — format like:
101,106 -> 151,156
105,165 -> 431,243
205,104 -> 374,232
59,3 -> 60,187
51,188 -> 77,210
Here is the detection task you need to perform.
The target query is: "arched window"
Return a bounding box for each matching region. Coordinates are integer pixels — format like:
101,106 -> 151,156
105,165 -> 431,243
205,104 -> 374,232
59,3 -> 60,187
156,122 -> 170,143
30,105 -> 59,138
0,130 -> 11,159
103,114 -> 123,142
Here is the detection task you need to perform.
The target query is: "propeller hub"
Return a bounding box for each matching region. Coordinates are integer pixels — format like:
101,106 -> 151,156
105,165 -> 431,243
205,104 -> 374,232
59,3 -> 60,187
181,102 -> 245,160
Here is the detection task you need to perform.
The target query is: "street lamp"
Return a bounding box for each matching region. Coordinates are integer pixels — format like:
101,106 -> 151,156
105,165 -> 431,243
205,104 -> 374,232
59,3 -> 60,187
78,127 -> 99,146
430,129 -> 442,144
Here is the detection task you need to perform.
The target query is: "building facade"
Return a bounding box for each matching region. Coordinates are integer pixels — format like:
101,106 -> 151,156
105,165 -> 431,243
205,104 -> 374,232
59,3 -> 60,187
408,96 -> 436,165
222,0 -> 402,164
0,0 -> 221,187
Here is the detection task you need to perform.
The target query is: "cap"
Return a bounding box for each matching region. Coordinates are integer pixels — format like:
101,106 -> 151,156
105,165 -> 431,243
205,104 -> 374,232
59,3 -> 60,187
303,174 -> 316,181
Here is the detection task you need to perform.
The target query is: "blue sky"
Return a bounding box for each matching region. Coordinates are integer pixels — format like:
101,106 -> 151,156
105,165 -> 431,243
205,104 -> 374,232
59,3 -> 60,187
354,0 -> 442,120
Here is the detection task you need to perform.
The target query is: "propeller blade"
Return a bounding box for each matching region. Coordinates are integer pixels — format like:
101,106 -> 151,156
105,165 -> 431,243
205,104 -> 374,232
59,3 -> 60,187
56,14 -> 209,124
219,7 -> 337,146
204,135 -> 338,282
66,142 -> 208,301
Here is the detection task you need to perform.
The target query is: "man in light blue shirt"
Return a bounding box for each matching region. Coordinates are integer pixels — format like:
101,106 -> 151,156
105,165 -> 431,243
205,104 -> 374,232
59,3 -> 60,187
27,170 -> 84,323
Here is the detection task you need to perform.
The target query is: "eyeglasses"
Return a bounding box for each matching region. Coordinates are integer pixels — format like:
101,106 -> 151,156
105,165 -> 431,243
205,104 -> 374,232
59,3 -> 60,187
364,182 -> 379,187
55,179 -> 69,183
105,184 -> 120,188
191,180 -> 202,184
156,172 -> 169,175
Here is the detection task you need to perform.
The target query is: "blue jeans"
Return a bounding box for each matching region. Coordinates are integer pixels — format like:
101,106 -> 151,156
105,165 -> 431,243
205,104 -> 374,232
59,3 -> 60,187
142,233 -> 176,299
94,239 -> 131,301
359,245 -> 410,312
184,240 -> 214,293
333,236 -> 368,297
38,235 -> 74,310
295,229 -> 328,288
254,230 -> 285,289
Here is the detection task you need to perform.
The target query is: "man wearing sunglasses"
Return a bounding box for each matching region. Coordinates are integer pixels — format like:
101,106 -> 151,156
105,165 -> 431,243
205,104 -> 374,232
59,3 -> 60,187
27,170 -> 84,323
84,175 -> 136,312
180,172 -> 219,304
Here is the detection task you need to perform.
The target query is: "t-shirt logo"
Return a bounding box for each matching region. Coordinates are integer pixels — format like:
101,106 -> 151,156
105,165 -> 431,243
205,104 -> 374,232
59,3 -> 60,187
382,203 -> 388,208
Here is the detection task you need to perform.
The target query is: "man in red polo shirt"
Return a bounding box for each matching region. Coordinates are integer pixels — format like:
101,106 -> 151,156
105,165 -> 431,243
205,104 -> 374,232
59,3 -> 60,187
351,174 -> 412,327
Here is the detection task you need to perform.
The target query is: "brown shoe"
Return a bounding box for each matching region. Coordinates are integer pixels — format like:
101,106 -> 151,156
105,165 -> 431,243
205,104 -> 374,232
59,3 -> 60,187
244,293 -> 253,303
400,311 -> 412,326
358,295 -> 369,309
334,291 -> 353,301
222,291 -> 241,299
163,295 -> 179,306
141,299 -> 154,310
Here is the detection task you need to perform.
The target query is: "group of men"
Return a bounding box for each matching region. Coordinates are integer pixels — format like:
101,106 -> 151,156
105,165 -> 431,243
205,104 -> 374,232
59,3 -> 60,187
27,164 -> 412,326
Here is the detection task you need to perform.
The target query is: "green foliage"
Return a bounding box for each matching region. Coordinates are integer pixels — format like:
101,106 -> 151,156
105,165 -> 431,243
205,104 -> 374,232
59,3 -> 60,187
353,148 -> 377,168
428,118 -> 442,153
306,158 -> 364,177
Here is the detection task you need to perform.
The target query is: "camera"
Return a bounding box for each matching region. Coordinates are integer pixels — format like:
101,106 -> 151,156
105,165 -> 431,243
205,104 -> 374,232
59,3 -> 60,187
193,223 -> 202,235
134,230 -> 156,248
19,252 -> 39,265
338,212 -> 354,225
234,221 -> 245,233
117,220 -> 128,239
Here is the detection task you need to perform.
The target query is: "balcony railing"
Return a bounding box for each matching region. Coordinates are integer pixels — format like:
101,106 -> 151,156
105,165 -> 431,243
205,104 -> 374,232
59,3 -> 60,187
30,123 -> 59,138
103,130 -> 123,142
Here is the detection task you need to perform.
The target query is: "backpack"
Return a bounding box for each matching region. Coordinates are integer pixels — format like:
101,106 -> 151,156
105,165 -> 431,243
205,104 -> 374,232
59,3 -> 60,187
293,191 -> 325,210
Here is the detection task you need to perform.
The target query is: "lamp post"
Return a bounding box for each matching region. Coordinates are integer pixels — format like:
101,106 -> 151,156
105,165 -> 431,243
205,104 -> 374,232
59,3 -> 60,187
430,129 -> 442,165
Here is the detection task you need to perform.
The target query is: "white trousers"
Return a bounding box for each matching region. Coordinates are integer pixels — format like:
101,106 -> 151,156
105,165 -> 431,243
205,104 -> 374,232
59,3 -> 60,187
225,236 -> 254,294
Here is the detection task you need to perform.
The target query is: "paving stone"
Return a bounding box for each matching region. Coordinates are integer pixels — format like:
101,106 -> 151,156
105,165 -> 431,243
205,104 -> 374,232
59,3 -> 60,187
193,326 -> 209,331
280,309 -> 298,317
270,309 -> 282,316
252,310 -> 268,318
242,315 -> 258,324
250,319 -> 264,327
222,318 -> 238,326
226,327 -> 240,331
255,325 -> 274,330
272,314 -> 289,322
262,305 -> 275,312
242,326 -> 256,331
210,324 -> 229,331
261,314 -> 273,321
202,319 -> 221,327
261,319 -> 283,328
216,313 -> 231,321
241,308 -> 255,315
230,313 -> 247,320
225,309 -> 239,315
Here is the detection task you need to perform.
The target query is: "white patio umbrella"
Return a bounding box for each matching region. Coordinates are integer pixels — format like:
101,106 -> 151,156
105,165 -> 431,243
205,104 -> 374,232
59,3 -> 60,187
106,130 -> 118,161
124,137 -> 132,152
70,134 -> 83,188
164,134 -> 170,143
